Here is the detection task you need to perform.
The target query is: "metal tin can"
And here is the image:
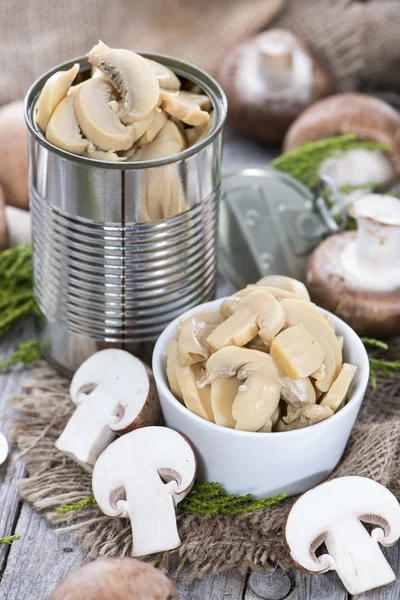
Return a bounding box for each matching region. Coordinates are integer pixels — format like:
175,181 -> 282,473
25,54 -> 227,374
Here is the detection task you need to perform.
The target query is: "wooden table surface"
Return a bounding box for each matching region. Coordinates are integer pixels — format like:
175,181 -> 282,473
1,128 -> 399,599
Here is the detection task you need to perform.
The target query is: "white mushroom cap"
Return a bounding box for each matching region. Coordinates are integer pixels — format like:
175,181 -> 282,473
0,433 -> 9,465
285,476 -> 400,574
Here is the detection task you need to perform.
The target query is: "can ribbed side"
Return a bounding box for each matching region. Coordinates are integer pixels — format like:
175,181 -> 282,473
31,189 -> 218,342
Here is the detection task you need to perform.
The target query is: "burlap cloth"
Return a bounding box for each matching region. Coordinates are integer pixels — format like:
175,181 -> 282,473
10,340 -> 400,581
1,0 -> 400,108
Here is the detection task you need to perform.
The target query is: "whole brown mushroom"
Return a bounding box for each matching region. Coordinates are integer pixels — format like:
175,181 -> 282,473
217,29 -> 333,144
0,101 -> 29,210
0,186 -> 9,251
307,193 -> 400,338
284,93 -> 400,186
49,558 -> 179,600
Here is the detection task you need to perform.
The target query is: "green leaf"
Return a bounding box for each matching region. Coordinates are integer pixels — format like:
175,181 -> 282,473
0,534 -> 21,545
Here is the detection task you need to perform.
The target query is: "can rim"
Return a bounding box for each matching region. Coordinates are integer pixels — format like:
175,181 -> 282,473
24,52 -> 227,170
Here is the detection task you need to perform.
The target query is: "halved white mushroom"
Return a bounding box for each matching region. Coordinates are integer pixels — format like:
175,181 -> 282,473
166,340 -> 183,402
92,426 -> 196,556
280,299 -> 342,391
175,362 -> 213,421
285,476 -> 400,595
74,78 -> 135,152
162,91 -> 212,127
221,286 -> 304,318
210,377 -> 240,428
320,363 -> 357,411
207,290 -> 285,351
256,275 -> 310,301
45,94 -> 88,155
88,41 -> 159,123
0,432 -> 9,465
146,58 -> 181,90
55,349 -> 161,471
276,403 -> 333,431
36,63 -> 80,133
270,323 -> 325,379
177,310 -> 224,365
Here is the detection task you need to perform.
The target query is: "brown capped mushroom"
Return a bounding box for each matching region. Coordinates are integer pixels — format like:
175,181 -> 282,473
307,193 -> 400,337
49,557 -> 178,600
0,101 -> 29,210
284,93 -> 400,184
217,29 -> 333,144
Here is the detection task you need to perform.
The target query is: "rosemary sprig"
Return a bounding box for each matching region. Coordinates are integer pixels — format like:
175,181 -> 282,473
56,483 -> 286,517
0,534 -> 21,545
362,338 -> 400,388
0,339 -> 42,370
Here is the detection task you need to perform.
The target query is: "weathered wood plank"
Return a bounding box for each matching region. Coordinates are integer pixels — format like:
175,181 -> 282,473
0,504 -> 87,599
173,568 -> 246,600
0,319 -> 37,573
354,545 -> 400,600
245,567 -> 348,600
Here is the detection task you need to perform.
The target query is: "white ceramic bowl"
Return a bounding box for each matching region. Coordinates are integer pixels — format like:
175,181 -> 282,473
153,299 -> 370,498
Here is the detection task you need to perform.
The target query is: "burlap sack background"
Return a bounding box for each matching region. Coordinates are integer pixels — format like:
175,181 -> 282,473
1,0 -> 400,108
11,341 -> 400,580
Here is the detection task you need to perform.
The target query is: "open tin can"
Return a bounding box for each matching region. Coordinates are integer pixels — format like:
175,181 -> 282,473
25,54 -> 227,375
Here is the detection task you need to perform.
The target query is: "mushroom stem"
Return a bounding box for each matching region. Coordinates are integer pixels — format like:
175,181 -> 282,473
324,516 -> 395,595
123,471 -> 181,556
340,194 -> 400,292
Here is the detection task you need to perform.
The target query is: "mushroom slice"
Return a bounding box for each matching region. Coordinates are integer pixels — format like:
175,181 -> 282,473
166,340 -> 183,402
320,363 -> 357,412
211,377 -> 240,428
134,120 -> 186,160
258,406 -> 281,432
207,290 -> 285,351
36,63 -> 80,133
45,94 -> 88,155
199,346 -> 277,386
55,349 -> 161,471
140,110 -> 168,144
233,369 -> 281,432
270,323 -> 325,379
280,299 -> 342,391
280,376 -> 316,406
175,362 -> 213,421
221,286 -> 303,318
185,112 -> 213,147
276,403 -> 333,431
75,78 -> 135,151
88,41 -> 159,123
256,275 -> 310,301
162,91 -> 212,127
177,310 -> 224,365
93,426 -> 196,556
146,58 -> 181,90
285,476 -> 400,595
85,142 -> 126,162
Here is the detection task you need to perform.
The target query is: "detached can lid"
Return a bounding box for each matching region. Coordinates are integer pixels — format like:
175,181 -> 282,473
219,167 -> 345,290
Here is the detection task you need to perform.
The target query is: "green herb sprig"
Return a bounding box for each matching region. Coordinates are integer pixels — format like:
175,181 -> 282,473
362,338 -> 400,388
0,534 -> 21,545
56,483 -> 286,517
0,339 -> 42,370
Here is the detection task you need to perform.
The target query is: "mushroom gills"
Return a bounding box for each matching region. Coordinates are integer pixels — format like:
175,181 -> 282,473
271,323 -> 325,379
320,363 -> 357,411
280,375 -> 316,406
36,63 -> 80,133
162,91 -> 212,127
88,41 -> 160,123
74,78 -> 135,151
